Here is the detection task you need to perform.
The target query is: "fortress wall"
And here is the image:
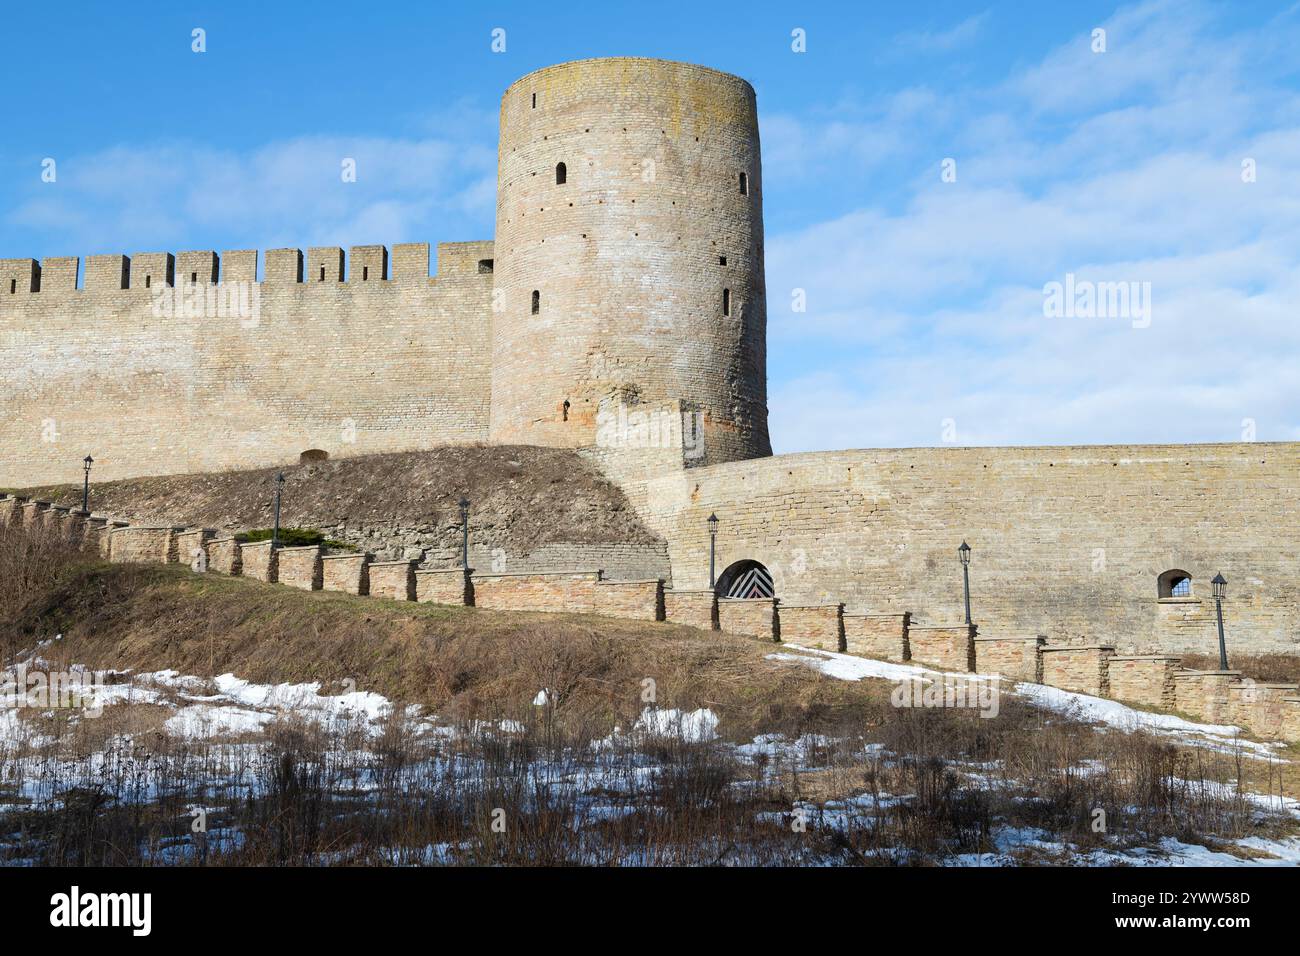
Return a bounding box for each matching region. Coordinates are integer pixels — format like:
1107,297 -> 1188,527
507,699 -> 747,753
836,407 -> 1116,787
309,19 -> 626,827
0,242 -> 494,486
617,443 -> 1300,655
491,58 -> 770,464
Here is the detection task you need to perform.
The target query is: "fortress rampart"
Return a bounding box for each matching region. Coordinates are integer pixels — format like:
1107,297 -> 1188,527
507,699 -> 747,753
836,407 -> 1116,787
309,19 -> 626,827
1,242 -> 495,484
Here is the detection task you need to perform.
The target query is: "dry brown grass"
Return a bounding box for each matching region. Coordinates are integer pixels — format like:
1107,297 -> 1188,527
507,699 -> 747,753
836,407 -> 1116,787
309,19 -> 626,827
1182,651 -> 1300,684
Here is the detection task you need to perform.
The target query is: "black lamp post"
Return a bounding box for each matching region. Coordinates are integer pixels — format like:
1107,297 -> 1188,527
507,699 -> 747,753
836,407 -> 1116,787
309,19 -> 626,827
1212,573 -> 1228,670
81,455 -> 94,512
459,498 -> 470,570
707,513 -> 719,588
958,541 -> 972,625
271,472 -> 285,550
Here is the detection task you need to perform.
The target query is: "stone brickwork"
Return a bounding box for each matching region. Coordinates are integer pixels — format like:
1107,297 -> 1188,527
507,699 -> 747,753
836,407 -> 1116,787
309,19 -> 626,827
717,598 -> 778,641
20,500 -> 49,529
491,58 -> 770,465
663,589 -> 717,631
619,443 -> 1300,655
81,516 -> 108,551
973,635 -> 1044,682
1106,655 -> 1180,709
0,242 -> 494,487
321,553 -> 369,595
1227,683 -> 1300,739
109,526 -> 178,564
415,567 -> 472,605
368,559 -> 417,602
239,541 -> 278,583
1281,699 -> 1300,743
471,570 -> 601,613
778,603 -> 844,653
175,528 -> 215,567
0,495 -> 23,527
843,613 -> 911,661
909,625 -> 977,672
99,521 -> 127,557
277,546 -> 323,591
208,537 -> 242,575
593,579 -> 665,621
1040,645 -> 1115,696
1172,671 -> 1240,723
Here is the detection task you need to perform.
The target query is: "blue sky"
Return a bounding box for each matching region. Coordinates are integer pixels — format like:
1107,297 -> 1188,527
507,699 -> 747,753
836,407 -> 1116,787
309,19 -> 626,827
3,0 -> 1298,453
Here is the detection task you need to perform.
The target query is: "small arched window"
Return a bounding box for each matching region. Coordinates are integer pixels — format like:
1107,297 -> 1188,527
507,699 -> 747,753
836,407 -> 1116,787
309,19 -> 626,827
1158,569 -> 1193,599
555,162 -> 567,185
531,290 -> 540,315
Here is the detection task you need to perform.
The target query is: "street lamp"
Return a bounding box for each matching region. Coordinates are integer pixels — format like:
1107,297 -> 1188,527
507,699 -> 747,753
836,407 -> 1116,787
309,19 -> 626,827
81,455 -> 94,512
459,498 -> 471,570
958,541 -> 972,625
1212,573 -> 1228,670
707,513 -> 719,588
271,472 -> 285,550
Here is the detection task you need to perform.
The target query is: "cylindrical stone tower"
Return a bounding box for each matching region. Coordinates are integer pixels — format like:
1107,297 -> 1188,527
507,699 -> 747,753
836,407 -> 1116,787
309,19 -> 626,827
489,57 -> 771,466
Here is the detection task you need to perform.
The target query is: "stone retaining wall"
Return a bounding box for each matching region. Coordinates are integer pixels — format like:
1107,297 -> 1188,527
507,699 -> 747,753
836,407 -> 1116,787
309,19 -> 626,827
842,612 -> 911,661
717,598 -> 778,641
778,603 -> 844,652
208,537 -> 242,575
594,579 -> 664,621
663,590 -> 717,631
321,553 -> 369,595
1172,670 -> 1240,723
239,540 -> 278,583
973,635 -> 1043,682
1107,655 -> 1180,709
175,528 -> 215,568
415,567 -> 473,605
109,525 -> 179,564
908,625 -> 976,672
368,559 -> 417,602
471,570 -> 602,613
1040,645 -> 1114,696
277,545 -> 323,591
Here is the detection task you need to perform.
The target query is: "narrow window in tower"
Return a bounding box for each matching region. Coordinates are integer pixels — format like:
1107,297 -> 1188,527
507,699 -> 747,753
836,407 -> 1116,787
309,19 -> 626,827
531,92 -> 536,108
556,162 -> 567,185
320,267 -> 326,282
531,290 -> 540,314
191,272 -> 198,284
719,255 -> 727,266
9,279 -> 15,294
145,275 -> 151,288
723,288 -> 731,316
363,266 -> 369,281
562,399 -> 570,421
739,172 -> 748,195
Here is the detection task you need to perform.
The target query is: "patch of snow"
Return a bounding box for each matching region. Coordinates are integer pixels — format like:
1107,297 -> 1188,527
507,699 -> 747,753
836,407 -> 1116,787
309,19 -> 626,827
633,707 -> 719,742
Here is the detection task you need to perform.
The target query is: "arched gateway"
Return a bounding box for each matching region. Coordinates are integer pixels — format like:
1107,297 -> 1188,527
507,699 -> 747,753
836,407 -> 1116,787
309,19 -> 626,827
715,560 -> 775,599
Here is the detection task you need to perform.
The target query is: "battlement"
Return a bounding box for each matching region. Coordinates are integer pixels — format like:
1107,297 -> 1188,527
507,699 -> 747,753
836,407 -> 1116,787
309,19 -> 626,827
0,241 -> 492,295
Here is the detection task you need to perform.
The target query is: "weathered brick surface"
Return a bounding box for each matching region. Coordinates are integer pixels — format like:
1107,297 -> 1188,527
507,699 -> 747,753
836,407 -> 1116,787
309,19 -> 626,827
109,526 -> 177,564
1227,683 -> 1299,739
58,510 -> 87,542
717,598 -> 777,641
81,516 -> 108,551
99,521 -> 127,557
843,613 -> 910,660
239,541 -> 278,583
973,635 -> 1044,681
1172,671 -> 1240,723
321,553 -> 369,594
471,570 -> 601,613
175,528 -> 215,568
1281,699 -> 1300,743
618,444 -> 1300,655
663,590 -> 717,631
593,579 -> 664,621
778,604 -> 844,652
1107,656 -> 1180,709
909,625 -> 977,672
491,58 -> 769,465
415,568 -> 472,605
277,546 -> 322,591
1040,645 -> 1114,696
208,537 -> 242,575
0,242 -> 494,487
368,560 -> 416,601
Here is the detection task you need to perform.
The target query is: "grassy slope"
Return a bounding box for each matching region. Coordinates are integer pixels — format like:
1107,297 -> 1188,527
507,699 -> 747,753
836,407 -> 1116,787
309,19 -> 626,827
13,559 -> 881,742
4,445 -> 660,552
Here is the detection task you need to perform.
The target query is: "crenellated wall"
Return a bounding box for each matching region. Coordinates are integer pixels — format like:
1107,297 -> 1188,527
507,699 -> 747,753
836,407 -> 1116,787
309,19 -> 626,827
0,242 -> 494,485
